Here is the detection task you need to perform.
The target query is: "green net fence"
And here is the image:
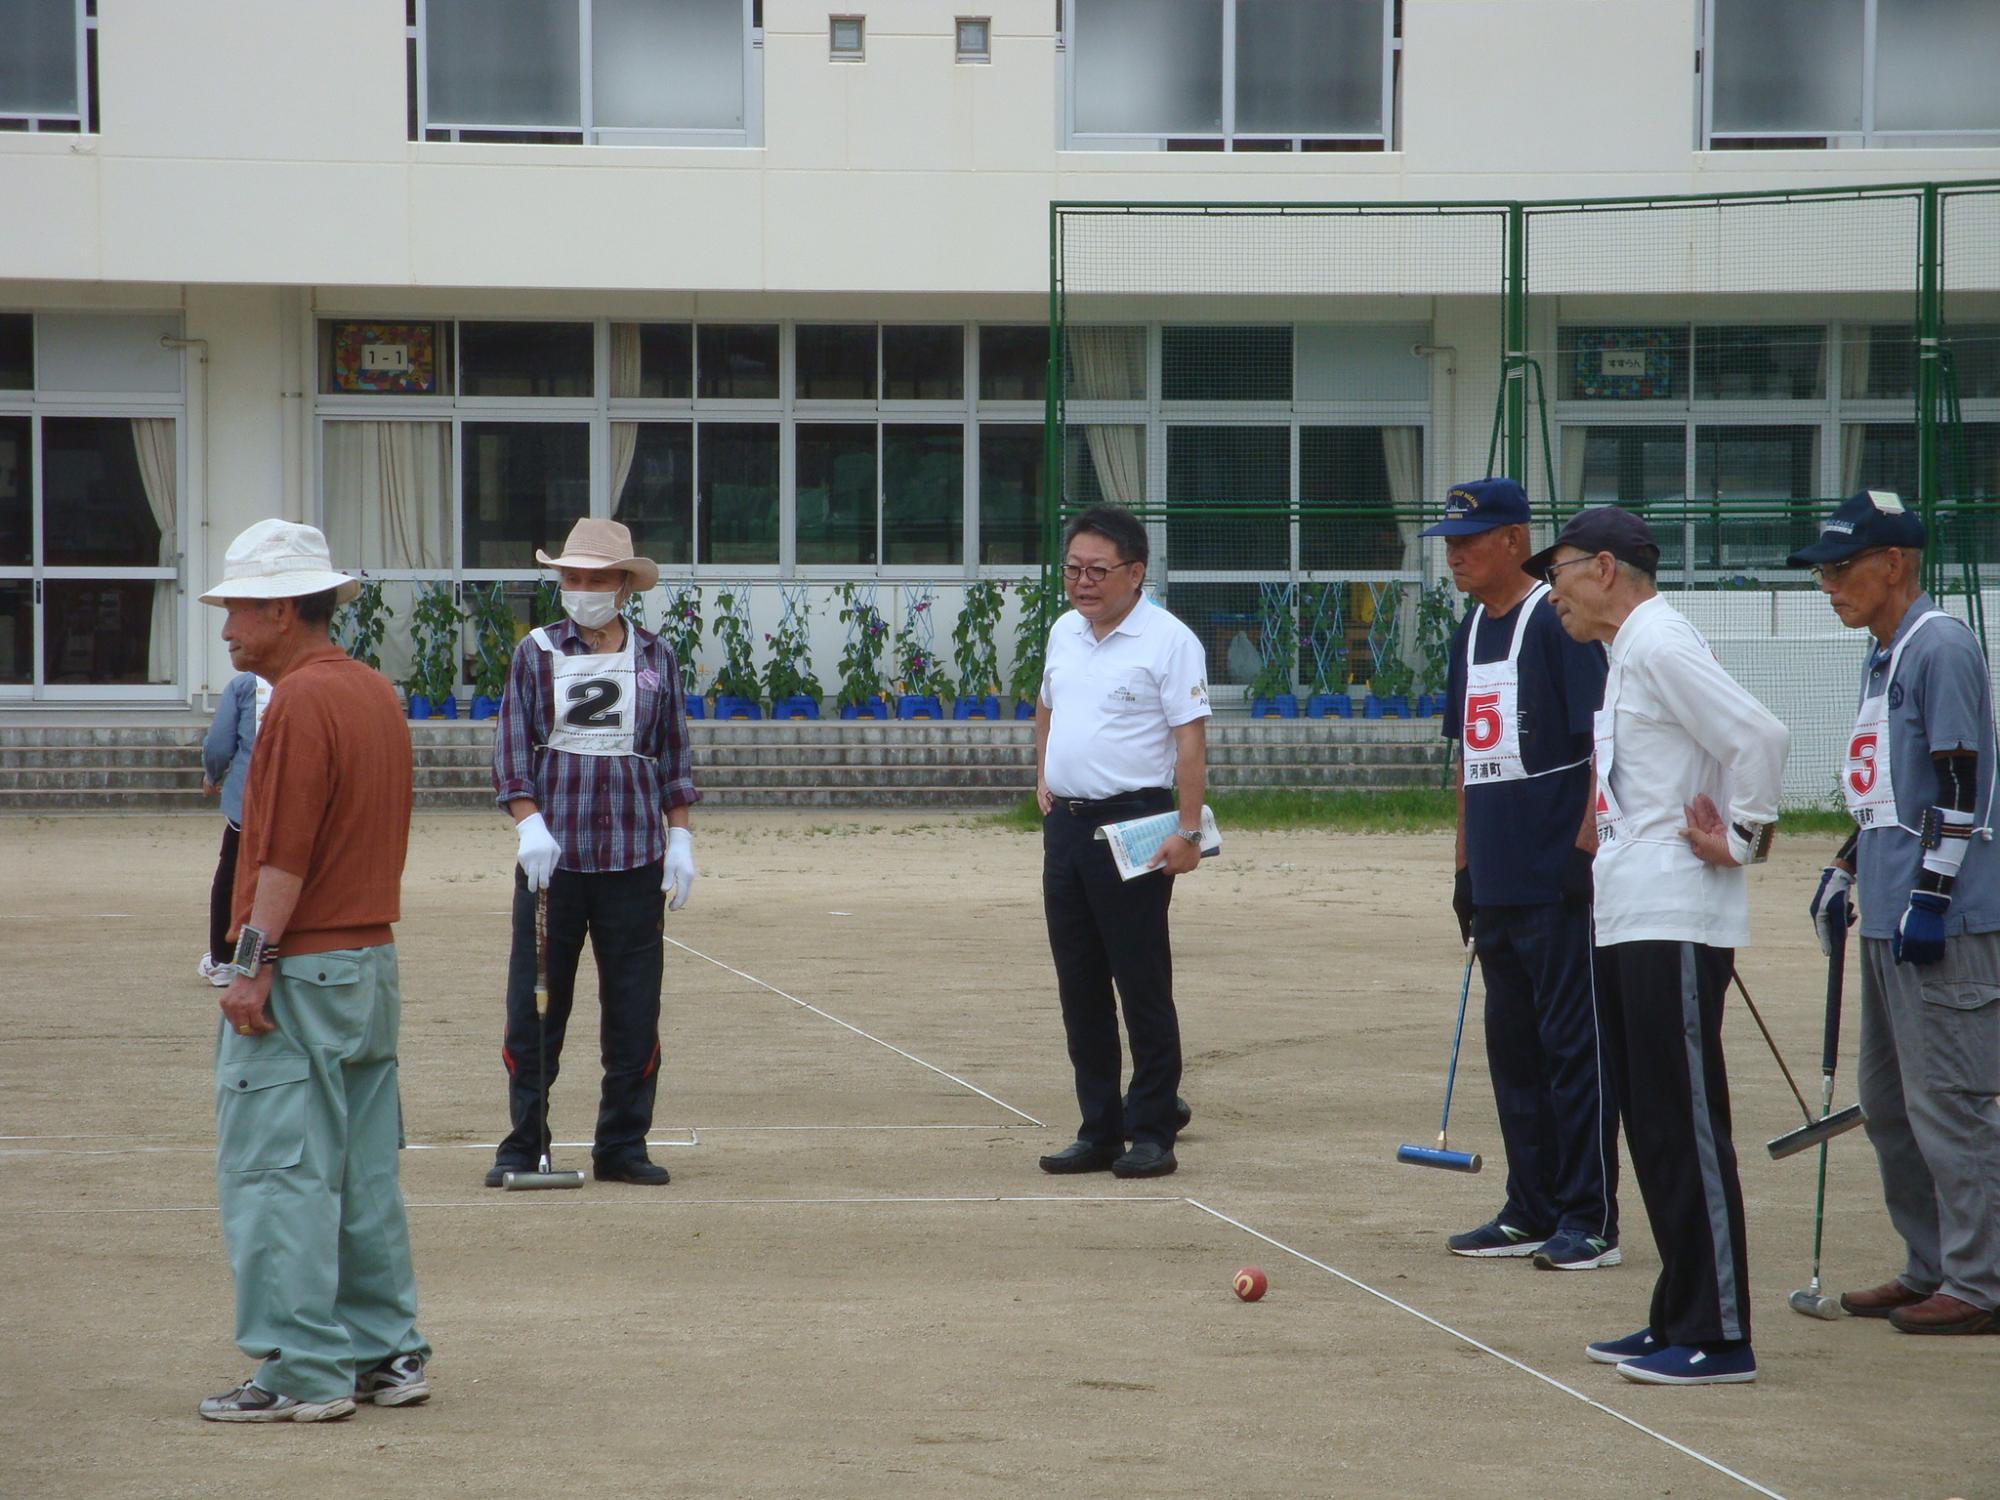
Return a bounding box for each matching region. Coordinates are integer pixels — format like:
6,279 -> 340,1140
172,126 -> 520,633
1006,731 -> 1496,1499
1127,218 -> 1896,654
1052,182 -> 2000,806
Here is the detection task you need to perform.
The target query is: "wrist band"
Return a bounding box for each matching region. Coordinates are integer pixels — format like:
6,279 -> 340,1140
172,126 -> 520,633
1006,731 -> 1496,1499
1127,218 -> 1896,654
1919,805 -> 1975,880
1728,820 -> 1775,866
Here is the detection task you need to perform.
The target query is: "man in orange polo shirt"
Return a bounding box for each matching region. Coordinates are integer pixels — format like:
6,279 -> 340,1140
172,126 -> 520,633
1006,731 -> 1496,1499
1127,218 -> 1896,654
195,520 -> 430,1423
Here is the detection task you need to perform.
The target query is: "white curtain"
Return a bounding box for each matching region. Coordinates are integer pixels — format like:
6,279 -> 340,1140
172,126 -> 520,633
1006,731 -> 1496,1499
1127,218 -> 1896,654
131,418 -> 177,684
610,421 -> 641,517
1841,425 -> 1868,495
609,325 -> 642,509
1560,427 -> 1590,507
1840,328 -> 1872,401
1381,426 -> 1422,570
1082,425 -> 1145,507
1068,326 -> 1143,401
323,421 -> 449,569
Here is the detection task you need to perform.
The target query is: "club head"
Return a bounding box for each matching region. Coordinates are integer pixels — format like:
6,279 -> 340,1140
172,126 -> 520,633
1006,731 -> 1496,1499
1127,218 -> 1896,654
501,1168 -> 586,1191
1788,1288 -> 1843,1320
1768,1103 -> 1866,1161
1396,1144 -> 1483,1173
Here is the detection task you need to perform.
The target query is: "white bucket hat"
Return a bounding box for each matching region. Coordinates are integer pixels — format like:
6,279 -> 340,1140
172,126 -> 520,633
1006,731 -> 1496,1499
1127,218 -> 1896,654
199,519 -> 361,607
535,518 -> 661,591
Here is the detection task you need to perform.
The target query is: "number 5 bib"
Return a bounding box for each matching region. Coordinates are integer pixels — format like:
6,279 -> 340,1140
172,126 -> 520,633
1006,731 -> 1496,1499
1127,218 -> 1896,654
532,625 -> 642,758
1462,584 -> 1587,788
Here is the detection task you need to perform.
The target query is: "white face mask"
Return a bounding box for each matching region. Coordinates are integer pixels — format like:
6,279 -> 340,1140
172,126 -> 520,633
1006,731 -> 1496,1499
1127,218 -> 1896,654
562,590 -> 620,630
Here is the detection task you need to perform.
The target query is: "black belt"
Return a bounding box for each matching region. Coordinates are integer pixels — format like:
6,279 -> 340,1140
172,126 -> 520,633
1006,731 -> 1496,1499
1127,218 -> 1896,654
1058,788 -> 1171,818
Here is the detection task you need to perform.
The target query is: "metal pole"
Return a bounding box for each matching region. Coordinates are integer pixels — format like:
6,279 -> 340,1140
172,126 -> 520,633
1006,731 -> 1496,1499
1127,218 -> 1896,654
1505,203 -> 1527,495
1918,185 -> 1941,598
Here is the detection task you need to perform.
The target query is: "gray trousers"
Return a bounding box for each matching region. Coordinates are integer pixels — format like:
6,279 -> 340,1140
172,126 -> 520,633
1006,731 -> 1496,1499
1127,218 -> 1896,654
1857,931 -> 2000,1311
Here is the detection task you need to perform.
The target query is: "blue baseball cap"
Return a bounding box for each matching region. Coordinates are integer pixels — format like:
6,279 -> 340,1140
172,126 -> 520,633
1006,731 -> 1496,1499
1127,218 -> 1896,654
1786,490 -> 1926,566
1419,477 -> 1532,537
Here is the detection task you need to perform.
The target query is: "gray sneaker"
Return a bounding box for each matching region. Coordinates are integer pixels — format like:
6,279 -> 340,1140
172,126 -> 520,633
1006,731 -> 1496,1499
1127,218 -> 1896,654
198,1379 -> 355,1423
354,1353 -> 430,1407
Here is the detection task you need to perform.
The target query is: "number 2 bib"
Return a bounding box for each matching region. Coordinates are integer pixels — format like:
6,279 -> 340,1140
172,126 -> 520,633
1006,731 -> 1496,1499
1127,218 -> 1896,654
1462,584 -> 1588,788
533,626 -> 642,759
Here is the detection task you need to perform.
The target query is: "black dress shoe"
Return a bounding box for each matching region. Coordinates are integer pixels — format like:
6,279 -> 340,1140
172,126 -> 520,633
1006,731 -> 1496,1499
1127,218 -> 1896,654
594,1158 -> 671,1185
1112,1142 -> 1177,1179
1038,1141 -> 1120,1174
484,1162 -> 530,1189
1121,1095 -> 1195,1137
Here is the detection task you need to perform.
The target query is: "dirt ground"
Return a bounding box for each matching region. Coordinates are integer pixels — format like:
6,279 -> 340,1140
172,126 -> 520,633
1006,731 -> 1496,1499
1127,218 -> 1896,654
1,811 -> 1993,1500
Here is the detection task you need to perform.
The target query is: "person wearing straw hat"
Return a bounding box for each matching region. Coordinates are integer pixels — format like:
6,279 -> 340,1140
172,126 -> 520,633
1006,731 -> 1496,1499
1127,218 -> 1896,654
487,518 -> 700,1189
196,519 -> 430,1422
1788,490 -> 2000,1337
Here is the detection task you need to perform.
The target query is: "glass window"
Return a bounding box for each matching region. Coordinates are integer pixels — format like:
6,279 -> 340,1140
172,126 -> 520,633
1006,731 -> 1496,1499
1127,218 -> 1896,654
795,423 -> 877,565
1694,425 -> 1818,500
697,325 -> 779,399
1841,423 -> 1916,502
0,0 -> 79,116
1709,0 -> 1863,135
425,0 -> 581,128
883,425 -> 963,565
1875,0 -> 2000,133
796,325 -> 877,401
460,321 -> 593,398
42,417 -> 166,568
1299,426 -> 1415,570
883,326 -> 964,401
320,320 -> 452,397
459,421 -> 590,568
1071,0 -> 1223,136
45,581 -> 164,685
0,580 -> 28,684
1063,424 -> 1146,509
0,315 -> 31,390
1235,0 -> 1383,136
979,326 -> 1046,402
1064,326 -> 1145,401
1162,326 -> 1291,402
322,420 -> 453,570
611,323 -> 691,399
830,16 -> 864,56
593,0 -> 745,130
979,424 -> 1045,565
1948,325 -> 2000,401
1165,425 -> 1289,569
1563,425 -> 1687,507
956,17 -> 990,61
1842,324 -> 1916,401
1558,327 -> 1689,402
1296,323 -> 1429,403
1694,325 -> 1825,401
611,422 -> 693,566
37,314 -> 183,394
697,421 -> 779,564
0,415 -> 29,565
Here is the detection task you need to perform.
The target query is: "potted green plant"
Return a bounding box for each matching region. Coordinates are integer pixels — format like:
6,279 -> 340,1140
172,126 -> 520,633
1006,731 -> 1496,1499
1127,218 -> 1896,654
835,583 -> 890,719
1007,570 -> 1066,719
464,582 -> 515,719
763,593 -> 823,720
1414,579 -> 1460,719
892,595 -> 948,719
951,580 -> 1005,719
661,584 -> 704,718
710,585 -> 762,719
405,579 -> 463,720
333,578 -> 392,673
1364,581 -> 1411,718
1248,583 -> 1299,718
1300,582 -> 1348,718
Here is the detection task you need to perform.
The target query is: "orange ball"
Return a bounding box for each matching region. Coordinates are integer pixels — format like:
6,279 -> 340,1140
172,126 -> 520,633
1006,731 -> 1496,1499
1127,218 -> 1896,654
1233,1267 -> 1268,1302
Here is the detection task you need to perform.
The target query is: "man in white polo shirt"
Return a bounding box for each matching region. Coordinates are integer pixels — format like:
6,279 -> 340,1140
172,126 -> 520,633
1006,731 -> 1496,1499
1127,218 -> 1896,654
1532,506 -> 1788,1387
1035,505 -> 1211,1180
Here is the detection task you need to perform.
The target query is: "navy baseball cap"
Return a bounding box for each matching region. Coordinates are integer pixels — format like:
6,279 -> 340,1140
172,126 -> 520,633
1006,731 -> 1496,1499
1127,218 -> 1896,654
1419,477 -> 1532,537
1524,506 -> 1660,580
1786,490 -> 1926,566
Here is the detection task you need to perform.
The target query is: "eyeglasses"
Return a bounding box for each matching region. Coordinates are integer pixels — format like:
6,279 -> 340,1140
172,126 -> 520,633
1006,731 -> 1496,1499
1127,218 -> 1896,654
1541,553 -> 1602,580
1061,560 -> 1138,585
1809,548 -> 1888,584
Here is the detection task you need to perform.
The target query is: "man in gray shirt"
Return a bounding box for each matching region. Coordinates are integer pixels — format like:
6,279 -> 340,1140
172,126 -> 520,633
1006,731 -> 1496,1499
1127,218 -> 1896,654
1791,490 -> 2000,1336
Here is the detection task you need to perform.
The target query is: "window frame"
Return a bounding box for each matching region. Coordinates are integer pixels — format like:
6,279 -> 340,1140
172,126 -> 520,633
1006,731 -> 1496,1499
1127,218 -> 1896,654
0,0 -> 97,135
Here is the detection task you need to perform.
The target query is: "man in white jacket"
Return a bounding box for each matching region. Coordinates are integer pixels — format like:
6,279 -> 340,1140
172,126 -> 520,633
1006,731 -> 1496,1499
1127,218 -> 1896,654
1531,507 -> 1789,1387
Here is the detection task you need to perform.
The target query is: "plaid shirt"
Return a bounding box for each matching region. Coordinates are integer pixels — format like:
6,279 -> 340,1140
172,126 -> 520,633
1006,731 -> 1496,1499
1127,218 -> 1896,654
492,618 -> 700,873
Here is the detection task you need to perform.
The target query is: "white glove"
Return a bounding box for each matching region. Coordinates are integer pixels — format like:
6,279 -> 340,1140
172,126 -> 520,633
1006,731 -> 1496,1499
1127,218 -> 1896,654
515,811 -> 560,893
663,826 -> 697,912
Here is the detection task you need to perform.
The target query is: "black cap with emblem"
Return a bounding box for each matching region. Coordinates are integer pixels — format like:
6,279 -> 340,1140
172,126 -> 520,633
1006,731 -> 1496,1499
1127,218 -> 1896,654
1786,490 -> 1926,566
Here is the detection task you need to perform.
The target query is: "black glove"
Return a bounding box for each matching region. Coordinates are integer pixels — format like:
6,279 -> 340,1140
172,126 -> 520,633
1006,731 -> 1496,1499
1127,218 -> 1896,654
1562,846 -> 1595,906
1452,866 -> 1474,946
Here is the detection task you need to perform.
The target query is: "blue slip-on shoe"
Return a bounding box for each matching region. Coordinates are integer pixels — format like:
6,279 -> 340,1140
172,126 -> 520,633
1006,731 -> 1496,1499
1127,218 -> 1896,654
1533,1229 -> 1623,1270
1616,1343 -> 1757,1386
1447,1218 -> 1547,1257
1585,1328 -> 1657,1365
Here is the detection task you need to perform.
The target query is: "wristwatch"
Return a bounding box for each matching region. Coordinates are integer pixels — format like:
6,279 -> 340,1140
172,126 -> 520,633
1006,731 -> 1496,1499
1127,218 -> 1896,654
230,924 -> 275,979
1175,826 -> 1203,846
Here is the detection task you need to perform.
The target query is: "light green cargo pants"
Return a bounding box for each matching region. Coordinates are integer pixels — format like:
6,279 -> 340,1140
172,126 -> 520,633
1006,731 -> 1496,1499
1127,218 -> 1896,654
214,945 -> 429,1403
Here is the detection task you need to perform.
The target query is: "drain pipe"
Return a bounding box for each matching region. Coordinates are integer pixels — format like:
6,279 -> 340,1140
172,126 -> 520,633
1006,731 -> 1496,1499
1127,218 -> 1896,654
160,334 -> 209,700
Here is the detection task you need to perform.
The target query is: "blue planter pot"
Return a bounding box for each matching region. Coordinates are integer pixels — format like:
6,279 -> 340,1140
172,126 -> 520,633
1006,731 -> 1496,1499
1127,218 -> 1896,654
953,694 -> 1002,720
839,697 -> 889,721
896,694 -> 943,721
714,694 -> 764,721
1364,693 -> 1410,719
1249,694 -> 1299,719
469,694 -> 500,720
1013,699 -> 1037,720
772,694 -> 821,720
683,694 -> 706,720
1305,693 -> 1350,719
435,695 -> 459,720
407,694 -> 431,720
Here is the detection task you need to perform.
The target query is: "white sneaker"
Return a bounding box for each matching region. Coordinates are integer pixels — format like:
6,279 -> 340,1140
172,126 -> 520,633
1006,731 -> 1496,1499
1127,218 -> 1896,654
354,1353 -> 430,1407
197,954 -> 232,987
198,1379 -> 355,1423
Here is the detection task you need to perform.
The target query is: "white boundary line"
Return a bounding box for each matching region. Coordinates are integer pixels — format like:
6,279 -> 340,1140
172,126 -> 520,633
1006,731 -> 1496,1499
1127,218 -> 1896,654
666,935 -> 1045,1126
1183,1199 -> 1789,1500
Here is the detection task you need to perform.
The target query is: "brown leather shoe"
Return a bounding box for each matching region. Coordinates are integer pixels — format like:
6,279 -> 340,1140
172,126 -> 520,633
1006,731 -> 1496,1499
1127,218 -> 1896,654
1839,1279 -> 1930,1319
1889,1293 -> 1997,1335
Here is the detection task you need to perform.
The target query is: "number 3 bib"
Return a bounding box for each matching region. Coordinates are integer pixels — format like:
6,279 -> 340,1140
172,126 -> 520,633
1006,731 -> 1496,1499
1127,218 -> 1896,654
1462,584 -> 1587,788
532,625 -> 642,759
